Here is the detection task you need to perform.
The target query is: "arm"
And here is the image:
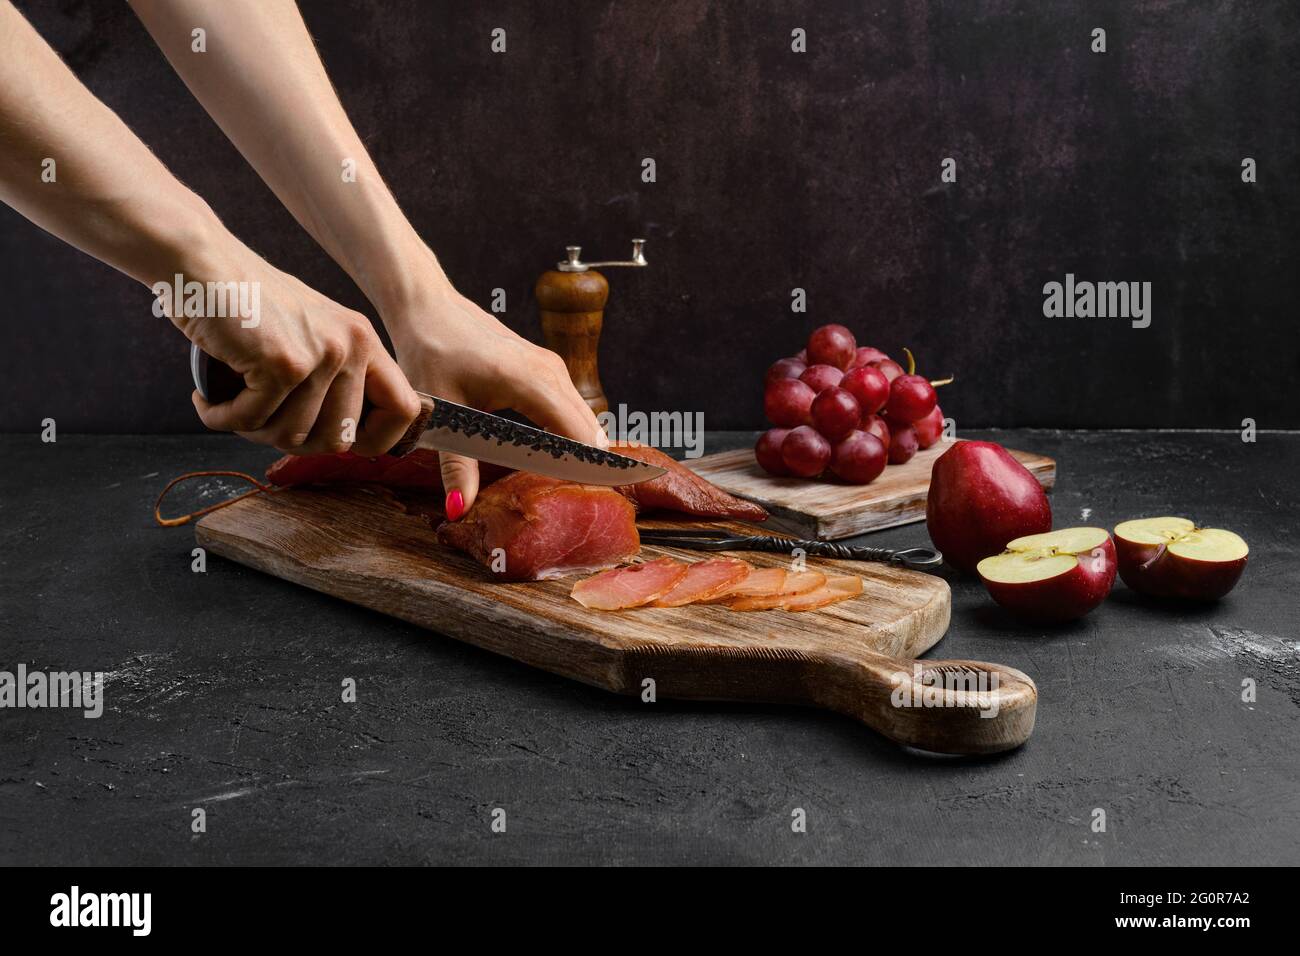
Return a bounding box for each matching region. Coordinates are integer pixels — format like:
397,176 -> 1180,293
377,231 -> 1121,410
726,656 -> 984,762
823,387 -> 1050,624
129,0 -> 604,512
0,0 -> 418,456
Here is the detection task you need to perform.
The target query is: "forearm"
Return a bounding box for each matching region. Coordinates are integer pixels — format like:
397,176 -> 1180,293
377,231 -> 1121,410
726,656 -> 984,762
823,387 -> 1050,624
0,1 -> 228,290
129,0 -> 443,319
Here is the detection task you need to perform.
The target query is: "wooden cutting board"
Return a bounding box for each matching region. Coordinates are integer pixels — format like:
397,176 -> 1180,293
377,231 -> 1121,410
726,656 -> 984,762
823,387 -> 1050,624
687,443 -> 1056,540
194,486 -> 1037,754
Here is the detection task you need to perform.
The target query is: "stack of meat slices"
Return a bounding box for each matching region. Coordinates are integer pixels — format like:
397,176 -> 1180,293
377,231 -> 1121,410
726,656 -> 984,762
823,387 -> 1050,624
571,557 -> 862,613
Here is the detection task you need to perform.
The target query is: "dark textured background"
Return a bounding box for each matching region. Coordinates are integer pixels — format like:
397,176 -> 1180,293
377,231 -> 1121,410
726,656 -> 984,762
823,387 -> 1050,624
2,0 -> 1298,432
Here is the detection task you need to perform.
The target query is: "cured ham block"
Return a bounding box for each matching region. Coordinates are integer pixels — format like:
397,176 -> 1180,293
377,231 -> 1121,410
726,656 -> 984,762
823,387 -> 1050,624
649,558 -> 751,608
570,558 -> 689,610
436,472 -> 639,581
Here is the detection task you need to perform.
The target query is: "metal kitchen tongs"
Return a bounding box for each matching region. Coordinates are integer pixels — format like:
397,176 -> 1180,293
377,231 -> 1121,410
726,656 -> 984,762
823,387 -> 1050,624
637,529 -> 944,572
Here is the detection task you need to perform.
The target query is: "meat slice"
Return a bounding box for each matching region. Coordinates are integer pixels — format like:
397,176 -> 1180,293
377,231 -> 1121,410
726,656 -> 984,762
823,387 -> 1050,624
649,558 -> 752,607
613,444 -> 768,522
695,566 -> 788,604
782,575 -> 863,612
571,558 -> 689,610
267,449 -> 514,493
437,472 -> 639,581
724,570 -> 828,611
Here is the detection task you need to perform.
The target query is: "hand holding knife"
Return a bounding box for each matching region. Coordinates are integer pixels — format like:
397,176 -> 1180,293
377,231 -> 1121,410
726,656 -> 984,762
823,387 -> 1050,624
190,343 -> 665,487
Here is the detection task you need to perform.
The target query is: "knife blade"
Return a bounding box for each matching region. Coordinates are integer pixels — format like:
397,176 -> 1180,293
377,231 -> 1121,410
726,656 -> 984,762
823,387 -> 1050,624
189,343 -> 666,486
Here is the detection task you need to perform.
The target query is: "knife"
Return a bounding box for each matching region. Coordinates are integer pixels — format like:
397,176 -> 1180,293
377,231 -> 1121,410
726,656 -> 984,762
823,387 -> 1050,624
189,343 -> 666,486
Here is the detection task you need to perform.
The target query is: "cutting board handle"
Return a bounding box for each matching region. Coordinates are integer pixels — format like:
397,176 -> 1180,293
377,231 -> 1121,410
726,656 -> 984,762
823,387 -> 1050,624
811,653 -> 1037,755
621,643 -> 1036,755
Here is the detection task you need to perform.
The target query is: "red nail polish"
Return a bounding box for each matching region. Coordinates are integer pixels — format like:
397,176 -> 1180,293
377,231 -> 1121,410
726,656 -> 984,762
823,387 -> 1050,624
445,489 -> 464,521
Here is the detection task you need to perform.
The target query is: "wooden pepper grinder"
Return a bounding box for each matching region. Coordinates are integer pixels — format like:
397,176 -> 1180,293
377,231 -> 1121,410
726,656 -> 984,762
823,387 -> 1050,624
534,239 -> 648,416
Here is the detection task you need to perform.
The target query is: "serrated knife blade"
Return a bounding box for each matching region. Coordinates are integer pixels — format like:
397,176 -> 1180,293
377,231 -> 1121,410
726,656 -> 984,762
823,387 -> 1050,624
190,343 -> 666,486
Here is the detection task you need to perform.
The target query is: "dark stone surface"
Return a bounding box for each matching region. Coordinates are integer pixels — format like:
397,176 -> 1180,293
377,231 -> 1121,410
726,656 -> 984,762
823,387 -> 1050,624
1,430 -> 1297,865
2,1 -> 1298,432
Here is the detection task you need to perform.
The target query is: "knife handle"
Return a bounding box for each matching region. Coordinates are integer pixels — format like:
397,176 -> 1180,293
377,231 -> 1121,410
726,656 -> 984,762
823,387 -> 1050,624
189,342 -> 434,457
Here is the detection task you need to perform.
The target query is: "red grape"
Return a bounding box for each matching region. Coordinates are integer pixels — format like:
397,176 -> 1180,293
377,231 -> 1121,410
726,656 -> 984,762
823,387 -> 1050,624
848,346 -> 890,369
795,348 -> 808,362
781,426 -> 831,477
860,413 -> 891,451
799,363 -> 843,393
765,357 -> 807,386
886,373 -> 937,423
810,386 -> 862,441
840,365 -> 889,415
764,378 -> 816,428
874,358 -> 904,382
755,428 -> 793,476
830,431 -> 887,484
887,423 -> 919,464
806,324 -> 857,369
914,405 -> 945,449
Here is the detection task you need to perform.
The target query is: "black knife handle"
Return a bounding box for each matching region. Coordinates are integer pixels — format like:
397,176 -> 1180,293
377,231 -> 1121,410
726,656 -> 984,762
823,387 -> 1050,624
188,342 -> 433,456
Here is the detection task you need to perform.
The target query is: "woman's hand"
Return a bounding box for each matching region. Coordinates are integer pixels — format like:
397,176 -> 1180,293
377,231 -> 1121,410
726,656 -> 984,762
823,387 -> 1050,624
381,275 -> 606,517
170,243 -> 421,458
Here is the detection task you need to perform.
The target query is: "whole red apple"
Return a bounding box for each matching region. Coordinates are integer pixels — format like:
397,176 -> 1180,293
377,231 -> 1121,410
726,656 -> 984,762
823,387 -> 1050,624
977,528 -> 1116,622
1113,517 -> 1248,600
926,441 -> 1052,572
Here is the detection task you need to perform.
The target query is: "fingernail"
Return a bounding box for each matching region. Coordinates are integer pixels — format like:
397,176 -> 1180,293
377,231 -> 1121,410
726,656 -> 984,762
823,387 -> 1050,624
594,425 -> 610,449
445,489 -> 464,521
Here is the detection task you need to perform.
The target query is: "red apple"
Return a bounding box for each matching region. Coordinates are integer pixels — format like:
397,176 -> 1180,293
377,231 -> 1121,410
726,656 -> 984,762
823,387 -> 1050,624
810,386 -> 861,441
755,428 -> 792,476
765,357 -> 807,386
830,430 -> 887,484
799,363 -> 844,393
841,365 -> 889,415
806,324 -> 857,369
764,378 -> 815,428
1113,517 -> 1248,600
887,423 -> 918,464
977,528 -> 1116,622
781,426 -> 831,477
914,405 -> 945,449
926,440 -> 1053,572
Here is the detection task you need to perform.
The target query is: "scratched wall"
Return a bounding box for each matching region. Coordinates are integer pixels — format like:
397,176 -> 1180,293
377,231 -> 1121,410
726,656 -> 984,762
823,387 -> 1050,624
2,0 -> 1297,432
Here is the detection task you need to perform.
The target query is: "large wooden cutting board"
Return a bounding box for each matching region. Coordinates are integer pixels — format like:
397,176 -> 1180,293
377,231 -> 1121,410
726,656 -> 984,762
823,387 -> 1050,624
687,443 -> 1056,540
194,486 -> 1037,753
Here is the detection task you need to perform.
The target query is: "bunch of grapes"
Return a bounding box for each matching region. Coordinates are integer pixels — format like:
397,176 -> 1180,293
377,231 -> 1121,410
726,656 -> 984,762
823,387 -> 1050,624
757,324 -> 950,484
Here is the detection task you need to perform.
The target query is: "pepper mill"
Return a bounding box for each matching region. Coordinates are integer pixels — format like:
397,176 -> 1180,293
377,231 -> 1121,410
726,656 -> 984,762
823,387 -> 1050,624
534,239 -> 648,416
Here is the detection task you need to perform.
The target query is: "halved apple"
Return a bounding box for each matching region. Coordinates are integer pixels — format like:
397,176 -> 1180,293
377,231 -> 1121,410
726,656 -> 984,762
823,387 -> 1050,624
1113,517 -> 1248,600
977,527 -> 1116,622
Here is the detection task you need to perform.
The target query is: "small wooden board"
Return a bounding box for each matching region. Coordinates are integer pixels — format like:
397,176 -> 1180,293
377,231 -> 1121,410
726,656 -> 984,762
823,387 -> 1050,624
686,444 -> 1056,540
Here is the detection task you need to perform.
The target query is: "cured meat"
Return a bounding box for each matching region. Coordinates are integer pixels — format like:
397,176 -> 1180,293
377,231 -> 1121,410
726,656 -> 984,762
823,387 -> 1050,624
266,449 -> 511,493
436,471 -> 639,581
649,558 -> 752,608
571,558 -> 689,610
696,567 -> 788,604
782,575 -> 863,612
723,570 -> 827,611
265,444 -> 764,523
612,444 -> 768,522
